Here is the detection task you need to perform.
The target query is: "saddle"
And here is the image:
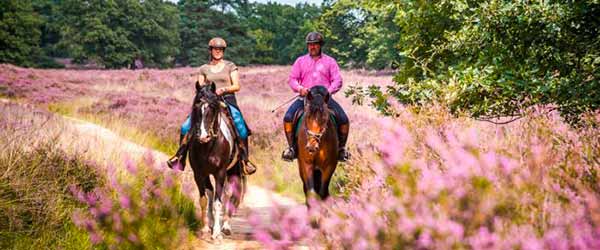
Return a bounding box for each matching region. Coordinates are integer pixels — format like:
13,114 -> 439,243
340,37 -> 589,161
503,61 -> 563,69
219,101 -> 253,174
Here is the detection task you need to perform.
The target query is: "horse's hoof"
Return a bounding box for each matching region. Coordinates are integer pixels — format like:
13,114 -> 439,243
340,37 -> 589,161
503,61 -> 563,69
222,227 -> 232,236
200,226 -> 211,239
211,233 -> 223,241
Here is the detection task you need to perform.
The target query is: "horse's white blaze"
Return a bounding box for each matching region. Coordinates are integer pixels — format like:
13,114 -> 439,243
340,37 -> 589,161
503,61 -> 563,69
219,116 -> 234,155
199,103 -> 209,138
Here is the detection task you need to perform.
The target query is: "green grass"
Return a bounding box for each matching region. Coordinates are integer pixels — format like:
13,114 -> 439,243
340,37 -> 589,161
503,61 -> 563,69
0,139 -> 102,249
3,223 -> 94,250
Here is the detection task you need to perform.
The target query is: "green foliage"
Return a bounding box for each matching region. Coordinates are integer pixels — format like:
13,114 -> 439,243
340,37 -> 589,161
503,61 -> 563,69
316,0 -> 401,69
178,0 -> 253,66
0,0 -> 43,67
57,0 -> 180,68
244,2 -> 321,64
348,0 -> 600,123
2,0 -> 323,68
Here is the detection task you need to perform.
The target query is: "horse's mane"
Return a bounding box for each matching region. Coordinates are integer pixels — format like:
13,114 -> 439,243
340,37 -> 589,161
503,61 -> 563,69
308,86 -> 329,114
194,83 -> 220,107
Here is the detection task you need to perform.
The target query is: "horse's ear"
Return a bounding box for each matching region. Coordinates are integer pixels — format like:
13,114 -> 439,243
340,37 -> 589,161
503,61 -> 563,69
210,82 -> 216,93
195,81 -> 201,93
306,89 -> 313,101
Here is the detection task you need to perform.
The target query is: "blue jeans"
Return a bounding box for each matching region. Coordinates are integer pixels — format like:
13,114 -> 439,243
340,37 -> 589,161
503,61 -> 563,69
180,94 -> 248,138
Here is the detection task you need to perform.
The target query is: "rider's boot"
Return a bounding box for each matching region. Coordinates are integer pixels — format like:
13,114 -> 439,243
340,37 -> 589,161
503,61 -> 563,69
338,124 -> 350,162
281,121 -> 296,161
167,133 -> 190,170
239,138 -> 256,175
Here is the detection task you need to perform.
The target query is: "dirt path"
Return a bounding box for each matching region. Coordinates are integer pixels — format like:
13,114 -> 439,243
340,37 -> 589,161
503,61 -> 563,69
2,98 -> 301,249
62,116 -> 304,249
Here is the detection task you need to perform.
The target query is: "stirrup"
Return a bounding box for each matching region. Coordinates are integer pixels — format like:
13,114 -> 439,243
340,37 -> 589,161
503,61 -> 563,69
281,147 -> 296,162
338,148 -> 350,162
166,156 -> 181,169
242,160 -> 257,175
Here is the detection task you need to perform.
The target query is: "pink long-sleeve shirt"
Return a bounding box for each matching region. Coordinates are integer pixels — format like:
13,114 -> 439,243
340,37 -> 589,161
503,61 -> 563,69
288,53 -> 343,94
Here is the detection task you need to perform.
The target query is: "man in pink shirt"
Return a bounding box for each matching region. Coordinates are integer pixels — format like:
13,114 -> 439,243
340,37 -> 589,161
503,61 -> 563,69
282,31 -> 350,162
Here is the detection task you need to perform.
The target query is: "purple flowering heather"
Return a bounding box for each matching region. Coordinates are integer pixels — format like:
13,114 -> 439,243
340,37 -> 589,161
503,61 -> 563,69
251,105 -> 600,249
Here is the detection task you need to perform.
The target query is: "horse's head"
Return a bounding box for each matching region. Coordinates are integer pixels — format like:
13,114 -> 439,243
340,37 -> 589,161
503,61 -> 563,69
191,81 -> 222,144
303,85 -> 331,154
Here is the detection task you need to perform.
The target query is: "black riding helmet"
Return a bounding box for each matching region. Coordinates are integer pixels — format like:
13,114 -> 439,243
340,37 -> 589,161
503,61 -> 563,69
305,31 -> 324,45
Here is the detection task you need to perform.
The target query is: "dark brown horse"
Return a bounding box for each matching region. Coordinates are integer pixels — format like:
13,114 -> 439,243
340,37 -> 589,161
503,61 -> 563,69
188,82 -> 245,240
297,86 -> 339,202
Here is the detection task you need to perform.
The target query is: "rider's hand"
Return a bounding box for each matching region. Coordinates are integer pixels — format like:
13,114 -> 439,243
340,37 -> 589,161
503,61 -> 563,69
216,87 -> 226,96
299,87 -> 309,97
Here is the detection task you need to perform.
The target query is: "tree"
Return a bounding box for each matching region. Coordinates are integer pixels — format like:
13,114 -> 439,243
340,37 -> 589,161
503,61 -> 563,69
130,0 -> 180,68
315,0 -> 401,69
57,0 -> 180,68
0,0 -> 43,67
178,0 -> 252,66
244,2 -> 321,65
350,0 -> 600,123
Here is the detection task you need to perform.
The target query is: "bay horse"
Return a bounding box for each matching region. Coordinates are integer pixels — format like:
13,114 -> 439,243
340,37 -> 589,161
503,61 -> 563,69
297,86 -> 339,203
188,82 -> 246,240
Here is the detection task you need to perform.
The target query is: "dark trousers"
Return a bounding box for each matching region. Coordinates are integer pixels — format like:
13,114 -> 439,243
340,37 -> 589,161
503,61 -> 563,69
283,97 -> 349,126
222,94 -> 238,109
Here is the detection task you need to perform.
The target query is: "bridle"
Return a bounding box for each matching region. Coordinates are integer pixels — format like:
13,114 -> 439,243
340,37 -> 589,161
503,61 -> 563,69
303,98 -> 329,148
193,97 -> 222,141
306,125 -> 326,144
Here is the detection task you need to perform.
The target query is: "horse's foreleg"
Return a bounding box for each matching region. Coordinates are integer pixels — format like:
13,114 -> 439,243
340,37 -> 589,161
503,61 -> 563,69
211,171 -> 227,240
313,170 -> 322,198
319,172 -> 332,200
194,174 -> 210,237
205,176 -> 214,230
222,175 -> 241,236
300,164 -> 317,206
319,163 -> 336,200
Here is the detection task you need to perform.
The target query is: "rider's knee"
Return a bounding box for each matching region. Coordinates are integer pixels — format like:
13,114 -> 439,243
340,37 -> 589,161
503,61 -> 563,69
338,114 -> 349,125
181,116 -> 191,135
283,112 -> 294,123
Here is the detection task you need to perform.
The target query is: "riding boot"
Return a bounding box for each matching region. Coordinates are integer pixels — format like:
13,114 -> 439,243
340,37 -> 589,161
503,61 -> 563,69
281,121 -> 296,161
239,138 -> 256,175
167,133 -> 190,170
338,124 -> 350,162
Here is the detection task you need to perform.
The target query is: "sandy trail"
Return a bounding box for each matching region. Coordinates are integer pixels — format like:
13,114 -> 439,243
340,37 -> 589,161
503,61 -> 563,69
2,98 -> 302,249
62,116 -> 303,249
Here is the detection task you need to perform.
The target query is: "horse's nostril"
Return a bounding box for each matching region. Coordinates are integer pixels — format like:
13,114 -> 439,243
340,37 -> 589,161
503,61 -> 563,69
306,145 -> 318,153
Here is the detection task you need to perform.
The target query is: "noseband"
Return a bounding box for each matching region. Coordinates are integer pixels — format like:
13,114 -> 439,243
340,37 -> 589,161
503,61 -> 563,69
306,126 -> 326,144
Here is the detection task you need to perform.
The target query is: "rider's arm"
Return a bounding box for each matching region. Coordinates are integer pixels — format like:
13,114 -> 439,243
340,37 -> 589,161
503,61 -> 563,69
288,57 -> 305,93
227,70 -> 241,93
327,59 -> 343,94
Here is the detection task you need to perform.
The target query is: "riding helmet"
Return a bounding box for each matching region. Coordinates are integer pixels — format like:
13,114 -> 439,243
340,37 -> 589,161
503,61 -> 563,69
208,37 -> 227,49
305,32 -> 324,45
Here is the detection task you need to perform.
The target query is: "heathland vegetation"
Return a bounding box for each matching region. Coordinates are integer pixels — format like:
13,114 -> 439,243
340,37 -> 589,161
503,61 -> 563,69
1,0 -> 599,249
2,63 -> 599,249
